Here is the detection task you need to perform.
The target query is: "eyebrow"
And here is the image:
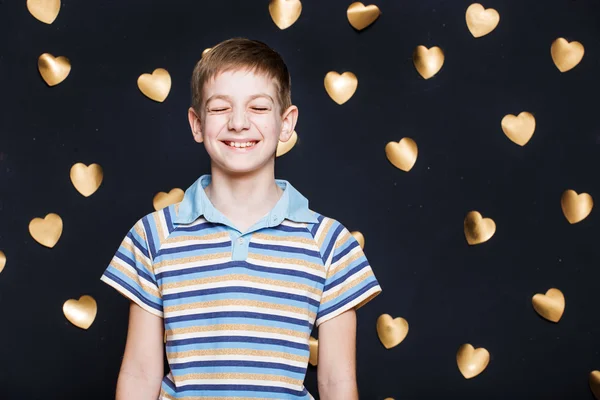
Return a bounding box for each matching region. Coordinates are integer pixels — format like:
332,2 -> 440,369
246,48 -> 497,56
205,93 -> 274,104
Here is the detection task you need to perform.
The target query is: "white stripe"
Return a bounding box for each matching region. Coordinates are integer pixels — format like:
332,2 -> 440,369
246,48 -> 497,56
100,275 -> 163,317
171,377 -> 302,391
170,329 -> 306,344
160,235 -> 230,250
169,354 -> 306,368
155,255 -> 231,274
167,304 -> 310,321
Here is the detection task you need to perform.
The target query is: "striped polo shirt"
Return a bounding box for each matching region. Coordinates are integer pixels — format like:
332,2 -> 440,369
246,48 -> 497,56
100,174 -> 382,399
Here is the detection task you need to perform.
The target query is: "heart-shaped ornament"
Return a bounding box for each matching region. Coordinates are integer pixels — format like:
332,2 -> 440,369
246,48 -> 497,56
63,295 -> 97,330
38,53 -> 71,86
0,251 -> 5,273
70,163 -> 103,197
464,211 -> 495,245
413,46 -> 445,79
324,71 -> 358,105
153,188 -> 185,211
351,231 -> 365,249
376,314 -> 409,349
532,288 -> 565,323
29,213 -> 63,248
309,336 -> 318,366
551,38 -> 584,72
347,2 -> 381,31
27,0 -> 60,24
385,138 -> 418,172
138,68 -> 171,102
501,111 -> 536,146
465,3 -> 500,38
561,189 -> 593,224
269,0 -> 302,30
457,343 -> 490,379
276,130 -> 298,157
590,371 -> 600,400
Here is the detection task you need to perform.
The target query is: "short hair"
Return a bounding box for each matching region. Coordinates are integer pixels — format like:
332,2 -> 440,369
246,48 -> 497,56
191,37 -> 292,116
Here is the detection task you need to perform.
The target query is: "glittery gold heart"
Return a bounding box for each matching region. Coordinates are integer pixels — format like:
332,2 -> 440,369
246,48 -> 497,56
0,251 -> 5,273
38,53 -> 71,86
29,213 -> 63,248
153,188 -> 185,211
27,0 -> 60,24
63,295 -> 97,330
351,231 -> 365,249
309,336 -> 318,366
376,314 -> 409,349
324,71 -> 358,105
385,138 -> 418,172
137,68 -> 171,102
457,344 -> 490,379
465,3 -> 499,38
269,0 -> 302,30
347,2 -> 381,31
70,163 -> 103,197
589,370 -> 600,400
551,38 -> 584,72
464,211 -> 495,245
532,288 -> 565,323
561,189 -> 593,224
413,46 -> 445,79
276,130 -> 297,157
501,111 -> 536,146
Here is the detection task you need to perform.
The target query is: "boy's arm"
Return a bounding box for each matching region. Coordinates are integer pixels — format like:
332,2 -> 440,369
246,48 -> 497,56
115,302 -> 165,400
317,308 -> 359,400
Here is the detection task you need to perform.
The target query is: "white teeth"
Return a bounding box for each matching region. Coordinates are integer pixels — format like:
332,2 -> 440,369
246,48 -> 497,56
227,141 -> 257,148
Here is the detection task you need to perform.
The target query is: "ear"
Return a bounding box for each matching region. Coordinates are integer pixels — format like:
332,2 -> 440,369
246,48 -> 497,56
188,107 -> 204,143
279,105 -> 298,142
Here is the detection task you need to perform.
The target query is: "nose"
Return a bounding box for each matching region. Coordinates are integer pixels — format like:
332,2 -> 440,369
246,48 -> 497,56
227,107 -> 250,132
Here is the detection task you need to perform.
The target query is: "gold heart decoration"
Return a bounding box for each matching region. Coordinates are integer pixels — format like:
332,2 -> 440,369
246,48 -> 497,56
276,130 -> 298,157
376,314 -> 409,349
501,111 -> 536,146
38,53 -> 71,86
551,38 -> 584,72
70,163 -> 103,197
464,211 -> 495,245
347,2 -> 381,31
561,189 -> 593,224
137,68 -> 171,102
27,0 -> 60,24
63,295 -> 97,330
385,138 -> 418,172
413,46 -> 445,79
590,371 -> 600,400
0,251 -> 5,273
456,344 -> 490,379
309,336 -> 318,366
269,0 -> 302,30
351,231 -> 365,249
153,188 -> 185,211
465,3 -> 500,38
532,288 -> 565,323
29,213 -> 63,248
324,71 -> 358,105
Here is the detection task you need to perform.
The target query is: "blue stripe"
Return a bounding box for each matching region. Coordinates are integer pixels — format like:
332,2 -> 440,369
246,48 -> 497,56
166,311 -> 310,328
103,270 -> 162,312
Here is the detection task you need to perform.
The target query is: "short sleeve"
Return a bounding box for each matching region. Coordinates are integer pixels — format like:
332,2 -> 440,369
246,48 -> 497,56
315,223 -> 382,327
100,218 -> 163,318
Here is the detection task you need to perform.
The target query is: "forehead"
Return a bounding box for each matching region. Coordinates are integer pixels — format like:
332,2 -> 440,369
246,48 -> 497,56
203,68 -> 278,100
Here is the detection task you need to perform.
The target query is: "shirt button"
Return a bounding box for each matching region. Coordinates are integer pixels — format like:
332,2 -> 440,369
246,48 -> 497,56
237,237 -> 244,244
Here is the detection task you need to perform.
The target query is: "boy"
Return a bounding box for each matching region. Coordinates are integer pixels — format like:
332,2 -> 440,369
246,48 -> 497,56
100,37 -> 382,400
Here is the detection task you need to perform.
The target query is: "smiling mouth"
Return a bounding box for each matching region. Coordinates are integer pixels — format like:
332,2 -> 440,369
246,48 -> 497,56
220,140 -> 261,150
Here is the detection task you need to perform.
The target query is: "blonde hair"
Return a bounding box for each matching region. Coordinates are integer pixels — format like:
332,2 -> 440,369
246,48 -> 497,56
191,37 -> 292,115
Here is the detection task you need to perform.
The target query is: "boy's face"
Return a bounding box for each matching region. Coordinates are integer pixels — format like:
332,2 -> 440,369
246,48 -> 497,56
188,68 -> 297,176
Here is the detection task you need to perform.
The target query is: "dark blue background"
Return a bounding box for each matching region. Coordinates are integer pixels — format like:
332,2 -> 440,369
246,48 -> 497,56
1,0 -> 600,398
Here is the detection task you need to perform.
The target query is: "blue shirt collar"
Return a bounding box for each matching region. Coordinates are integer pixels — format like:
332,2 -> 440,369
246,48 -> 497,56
172,174 -> 319,226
